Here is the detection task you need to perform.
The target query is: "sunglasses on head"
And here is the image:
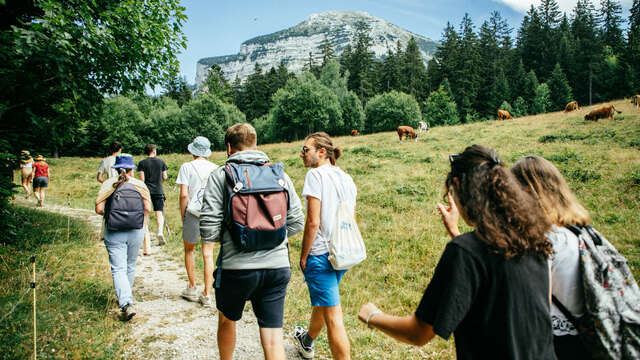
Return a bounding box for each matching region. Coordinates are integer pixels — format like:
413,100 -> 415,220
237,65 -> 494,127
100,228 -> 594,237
449,153 -> 462,164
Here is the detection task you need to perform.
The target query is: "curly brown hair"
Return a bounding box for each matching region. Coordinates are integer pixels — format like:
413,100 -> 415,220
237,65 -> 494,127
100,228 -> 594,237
446,145 -> 553,259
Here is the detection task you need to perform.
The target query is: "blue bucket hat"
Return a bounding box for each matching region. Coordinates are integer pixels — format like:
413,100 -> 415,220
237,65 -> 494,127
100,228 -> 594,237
187,136 -> 212,157
111,154 -> 137,170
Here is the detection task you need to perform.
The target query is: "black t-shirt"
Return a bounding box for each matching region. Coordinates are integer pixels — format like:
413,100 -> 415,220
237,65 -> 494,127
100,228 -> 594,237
137,157 -> 167,195
415,232 -> 556,360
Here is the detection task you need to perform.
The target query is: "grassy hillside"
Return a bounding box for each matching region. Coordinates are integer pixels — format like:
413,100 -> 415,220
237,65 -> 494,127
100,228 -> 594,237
14,99 -> 640,359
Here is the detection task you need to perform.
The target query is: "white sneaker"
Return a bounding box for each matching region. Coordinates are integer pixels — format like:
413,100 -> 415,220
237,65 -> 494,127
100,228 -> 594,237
157,233 -> 166,245
181,285 -> 198,302
198,293 -> 214,308
293,326 -> 314,359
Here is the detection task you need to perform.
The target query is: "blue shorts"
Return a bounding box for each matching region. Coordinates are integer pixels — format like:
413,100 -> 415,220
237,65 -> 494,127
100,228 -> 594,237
303,253 -> 347,307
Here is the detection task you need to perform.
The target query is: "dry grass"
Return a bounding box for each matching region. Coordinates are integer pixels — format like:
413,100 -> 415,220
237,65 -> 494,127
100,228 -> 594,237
13,99 -> 640,359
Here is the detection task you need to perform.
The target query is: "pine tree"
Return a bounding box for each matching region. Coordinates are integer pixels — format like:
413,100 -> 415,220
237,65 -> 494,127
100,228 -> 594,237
523,70 -> 539,108
547,63 -> 572,111
202,64 -> 231,103
319,36 -> 335,67
489,69 -> 511,114
380,41 -> 403,93
532,83 -> 551,114
538,0 -> 561,28
342,21 -> 375,103
517,6 -> 548,79
456,14 -> 482,118
509,58 -> 527,103
627,0 -> 640,90
402,37 -> 428,104
513,96 -> 528,117
433,22 -> 461,91
571,0 -> 601,104
600,0 -> 624,54
477,11 -> 511,116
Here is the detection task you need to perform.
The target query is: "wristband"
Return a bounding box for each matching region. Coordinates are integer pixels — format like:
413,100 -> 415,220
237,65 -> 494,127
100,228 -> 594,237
366,309 -> 382,329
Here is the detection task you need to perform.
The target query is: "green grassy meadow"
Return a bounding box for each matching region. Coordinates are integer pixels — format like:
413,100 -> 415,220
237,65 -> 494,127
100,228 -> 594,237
11,99 -> 640,359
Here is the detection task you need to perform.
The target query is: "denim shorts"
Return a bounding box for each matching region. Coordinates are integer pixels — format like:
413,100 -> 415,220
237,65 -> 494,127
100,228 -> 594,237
303,253 -> 347,307
33,176 -> 48,188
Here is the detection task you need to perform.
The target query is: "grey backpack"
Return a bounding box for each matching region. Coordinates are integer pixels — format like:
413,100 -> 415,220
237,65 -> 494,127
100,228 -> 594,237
552,225 -> 640,360
105,182 -> 144,231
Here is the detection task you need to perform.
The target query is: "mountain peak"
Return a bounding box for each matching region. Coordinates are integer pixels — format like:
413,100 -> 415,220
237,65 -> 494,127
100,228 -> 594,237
196,11 -> 438,86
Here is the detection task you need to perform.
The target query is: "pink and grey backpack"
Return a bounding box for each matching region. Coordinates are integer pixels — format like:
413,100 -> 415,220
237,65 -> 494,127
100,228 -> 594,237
215,161 -> 289,287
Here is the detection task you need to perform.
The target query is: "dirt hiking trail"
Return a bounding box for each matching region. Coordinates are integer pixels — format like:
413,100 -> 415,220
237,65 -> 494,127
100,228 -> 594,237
16,199 -> 301,359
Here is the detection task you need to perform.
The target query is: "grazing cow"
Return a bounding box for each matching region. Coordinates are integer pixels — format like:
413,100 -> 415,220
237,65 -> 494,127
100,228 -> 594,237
397,126 -> 418,142
584,104 -> 622,122
350,129 -> 359,136
632,95 -> 640,108
564,101 -> 579,112
497,109 -> 513,120
418,121 -> 429,133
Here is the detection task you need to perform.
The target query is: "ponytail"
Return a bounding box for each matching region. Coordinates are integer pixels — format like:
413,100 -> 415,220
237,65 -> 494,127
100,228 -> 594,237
112,168 -> 128,189
305,132 -> 341,165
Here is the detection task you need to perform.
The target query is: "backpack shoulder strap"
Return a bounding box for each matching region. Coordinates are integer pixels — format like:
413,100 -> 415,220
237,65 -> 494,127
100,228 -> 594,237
552,295 -> 580,329
325,168 -> 346,201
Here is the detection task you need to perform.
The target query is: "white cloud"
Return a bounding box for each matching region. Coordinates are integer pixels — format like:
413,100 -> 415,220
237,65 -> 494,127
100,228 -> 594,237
493,0 -> 633,14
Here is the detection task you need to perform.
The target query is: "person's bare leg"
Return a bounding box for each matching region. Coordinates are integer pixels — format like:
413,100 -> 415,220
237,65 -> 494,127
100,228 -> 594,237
39,188 -> 45,205
218,312 -> 237,360
324,305 -> 351,360
21,176 -> 30,199
259,327 -> 285,360
156,210 -> 165,235
143,214 -> 150,255
183,241 -> 196,287
308,306 -> 326,339
201,242 -> 215,296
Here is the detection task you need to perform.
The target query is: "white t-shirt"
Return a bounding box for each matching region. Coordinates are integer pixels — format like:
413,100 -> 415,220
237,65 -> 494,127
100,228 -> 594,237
302,164 -> 357,256
176,159 -> 218,210
98,155 -> 118,180
548,225 -> 585,336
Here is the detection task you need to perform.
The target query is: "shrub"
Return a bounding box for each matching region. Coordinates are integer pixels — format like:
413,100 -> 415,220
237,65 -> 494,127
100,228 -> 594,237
531,83 -> 551,115
513,96 -> 528,117
422,85 -> 459,127
365,91 -> 421,133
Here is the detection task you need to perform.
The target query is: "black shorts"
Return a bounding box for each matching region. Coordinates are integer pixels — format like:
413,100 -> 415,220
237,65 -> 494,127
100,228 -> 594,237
214,267 -> 290,328
150,194 -> 165,211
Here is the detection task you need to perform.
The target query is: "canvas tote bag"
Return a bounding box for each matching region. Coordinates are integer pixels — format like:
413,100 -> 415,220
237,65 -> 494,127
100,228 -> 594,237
325,169 -> 366,270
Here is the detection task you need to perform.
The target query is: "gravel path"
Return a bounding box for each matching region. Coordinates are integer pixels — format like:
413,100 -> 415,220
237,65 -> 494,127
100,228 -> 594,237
16,199 -> 301,359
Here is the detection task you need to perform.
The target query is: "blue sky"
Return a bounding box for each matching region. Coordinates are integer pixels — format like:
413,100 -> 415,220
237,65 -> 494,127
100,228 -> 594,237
176,0 -> 633,84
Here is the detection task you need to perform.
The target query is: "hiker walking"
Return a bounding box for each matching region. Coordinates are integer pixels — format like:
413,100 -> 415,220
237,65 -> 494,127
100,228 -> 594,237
138,144 -> 168,255
357,145 -> 556,359
95,154 -> 151,322
294,132 -> 356,360
97,141 -> 122,183
19,150 -> 34,199
199,123 -> 304,360
176,136 -> 218,307
32,155 -> 49,207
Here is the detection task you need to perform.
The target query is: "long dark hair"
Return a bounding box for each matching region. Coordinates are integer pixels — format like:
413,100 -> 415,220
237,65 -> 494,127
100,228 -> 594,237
446,145 -> 553,259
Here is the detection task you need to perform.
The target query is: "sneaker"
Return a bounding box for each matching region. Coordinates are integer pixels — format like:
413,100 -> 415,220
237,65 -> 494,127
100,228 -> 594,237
293,326 -> 314,359
119,304 -> 136,322
181,285 -> 198,302
157,233 -> 166,246
198,293 -> 214,308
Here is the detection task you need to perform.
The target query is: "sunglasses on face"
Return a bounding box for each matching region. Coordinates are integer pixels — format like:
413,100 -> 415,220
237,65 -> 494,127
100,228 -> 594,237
449,153 -> 462,164
301,146 -> 313,155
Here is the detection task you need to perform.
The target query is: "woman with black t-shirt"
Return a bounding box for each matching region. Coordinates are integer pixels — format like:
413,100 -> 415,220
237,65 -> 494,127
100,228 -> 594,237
358,145 -> 557,360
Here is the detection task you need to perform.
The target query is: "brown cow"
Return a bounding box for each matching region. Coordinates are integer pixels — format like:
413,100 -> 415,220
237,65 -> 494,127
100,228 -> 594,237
497,109 -> 513,120
564,100 -> 579,112
397,126 -> 417,141
584,104 -> 622,122
350,129 -> 359,136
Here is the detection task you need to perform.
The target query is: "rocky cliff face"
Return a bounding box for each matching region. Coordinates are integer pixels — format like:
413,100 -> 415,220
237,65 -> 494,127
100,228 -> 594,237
196,10 -> 439,87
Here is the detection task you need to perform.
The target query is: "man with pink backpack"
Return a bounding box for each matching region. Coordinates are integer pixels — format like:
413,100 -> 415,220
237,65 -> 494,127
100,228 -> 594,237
199,123 -> 304,360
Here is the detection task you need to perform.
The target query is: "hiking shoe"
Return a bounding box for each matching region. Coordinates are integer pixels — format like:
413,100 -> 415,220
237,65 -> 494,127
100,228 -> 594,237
157,233 -> 166,246
119,304 -> 136,322
293,326 -> 314,359
198,293 -> 214,308
181,285 -> 198,302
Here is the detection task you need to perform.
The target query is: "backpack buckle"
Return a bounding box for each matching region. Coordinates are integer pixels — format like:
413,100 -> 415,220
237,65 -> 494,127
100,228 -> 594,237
233,182 -> 244,192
